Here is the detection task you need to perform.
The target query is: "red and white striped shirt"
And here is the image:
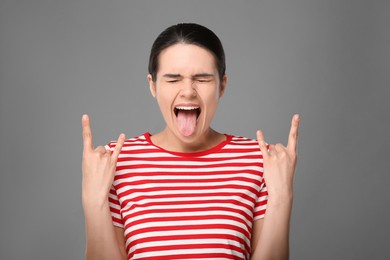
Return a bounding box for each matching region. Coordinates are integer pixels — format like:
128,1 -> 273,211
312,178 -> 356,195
106,132 -> 268,260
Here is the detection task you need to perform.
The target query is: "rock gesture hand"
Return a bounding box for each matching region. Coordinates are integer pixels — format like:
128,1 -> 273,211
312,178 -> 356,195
256,114 -> 300,201
81,114 -> 125,208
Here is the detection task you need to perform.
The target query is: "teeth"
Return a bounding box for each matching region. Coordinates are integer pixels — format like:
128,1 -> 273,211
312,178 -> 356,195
175,106 -> 200,110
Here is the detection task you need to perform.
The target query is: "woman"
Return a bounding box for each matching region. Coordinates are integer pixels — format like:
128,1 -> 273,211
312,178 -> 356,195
82,23 -> 299,260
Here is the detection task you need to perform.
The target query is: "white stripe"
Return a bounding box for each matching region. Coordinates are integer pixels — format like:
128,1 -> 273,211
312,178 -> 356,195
116,158 -> 261,166
119,195 -> 258,211
120,145 -> 160,151
129,238 -> 244,256
117,151 -> 262,159
110,212 -> 122,221
115,165 -> 263,174
118,188 -> 258,203
114,172 -> 263,183
255,204 -> 267,212
124,218 -> 249,239
108,202 -> 121,211
123,202 -> 254,221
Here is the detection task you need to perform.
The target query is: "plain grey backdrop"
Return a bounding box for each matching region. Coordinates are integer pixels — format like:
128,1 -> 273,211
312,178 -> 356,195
1,0 -> 389,259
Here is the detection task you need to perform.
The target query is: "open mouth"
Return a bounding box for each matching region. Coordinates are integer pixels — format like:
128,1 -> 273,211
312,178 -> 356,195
174,106 -> 201,119
174,106 -> 201,137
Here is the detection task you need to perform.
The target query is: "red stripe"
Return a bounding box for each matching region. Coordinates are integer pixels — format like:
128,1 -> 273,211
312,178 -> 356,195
115,176 -> 261,188
127,233 -> 249,257
117,183 -> 258,197
114,169 -> 263,180
108,197 -> 120,206
119,192 -> 257,209
118,147 -> 260,155
134,252 -> 242,260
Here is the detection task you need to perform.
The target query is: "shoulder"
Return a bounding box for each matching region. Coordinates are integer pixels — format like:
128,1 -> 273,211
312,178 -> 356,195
219,134 -> 263,158
105,132 -> 150,151
225,134 -> 261,149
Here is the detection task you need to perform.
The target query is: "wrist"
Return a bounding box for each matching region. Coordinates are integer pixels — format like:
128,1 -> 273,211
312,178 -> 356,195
267,192 -> 293,207
82,193 -> 110,212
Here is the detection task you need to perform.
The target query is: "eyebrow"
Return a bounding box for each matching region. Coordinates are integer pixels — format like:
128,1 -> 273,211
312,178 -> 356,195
162,73 -> 214,78
193,73 -> 214,78
162,74 -> 181,78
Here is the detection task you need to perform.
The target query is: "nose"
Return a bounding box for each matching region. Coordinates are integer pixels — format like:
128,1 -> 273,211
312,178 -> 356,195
180,79 -> 197,98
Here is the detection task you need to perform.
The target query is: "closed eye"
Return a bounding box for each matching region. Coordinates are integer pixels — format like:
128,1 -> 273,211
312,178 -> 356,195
167,80 -> 179,83
197,79 -> 212,83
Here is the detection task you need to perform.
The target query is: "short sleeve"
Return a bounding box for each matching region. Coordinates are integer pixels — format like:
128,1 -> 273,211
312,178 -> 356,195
253,182 -> 268,221
108,185 -> 124,228
105,143 -> 124,228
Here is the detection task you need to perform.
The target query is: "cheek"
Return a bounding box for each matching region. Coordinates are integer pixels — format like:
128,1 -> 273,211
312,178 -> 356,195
202,94 -> 220,115
156,89 -> 175,109
204,86 -> 221,103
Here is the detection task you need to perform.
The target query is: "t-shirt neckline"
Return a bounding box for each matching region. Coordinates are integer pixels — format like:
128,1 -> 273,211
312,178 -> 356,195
143,132 -> 232,157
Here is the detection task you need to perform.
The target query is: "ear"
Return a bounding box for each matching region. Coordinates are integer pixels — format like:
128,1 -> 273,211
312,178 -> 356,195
147,74 -> 157,98
219,74 -> 227,98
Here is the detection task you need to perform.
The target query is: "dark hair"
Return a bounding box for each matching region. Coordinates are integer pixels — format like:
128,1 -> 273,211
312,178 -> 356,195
148,23 -> 226,82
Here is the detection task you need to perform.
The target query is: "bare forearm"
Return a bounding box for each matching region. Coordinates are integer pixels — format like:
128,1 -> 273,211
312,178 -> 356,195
84,201 -> 125,260
251,196 -> 292,260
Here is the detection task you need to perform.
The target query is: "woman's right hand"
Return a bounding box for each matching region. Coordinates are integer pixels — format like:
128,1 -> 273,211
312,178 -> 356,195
81,114 -> 125,209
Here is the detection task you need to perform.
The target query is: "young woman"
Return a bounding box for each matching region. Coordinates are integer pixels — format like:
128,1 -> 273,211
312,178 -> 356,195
82,23 -> 300,260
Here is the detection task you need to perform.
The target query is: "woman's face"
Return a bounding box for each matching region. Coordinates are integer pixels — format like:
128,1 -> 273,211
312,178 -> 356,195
148,43 -> 226,144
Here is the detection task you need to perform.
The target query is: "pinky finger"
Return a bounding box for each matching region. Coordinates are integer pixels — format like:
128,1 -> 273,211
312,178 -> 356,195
111,133 -> 126,162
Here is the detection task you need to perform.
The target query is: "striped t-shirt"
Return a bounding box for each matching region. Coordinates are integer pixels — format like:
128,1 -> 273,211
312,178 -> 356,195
106,132 -> 268,260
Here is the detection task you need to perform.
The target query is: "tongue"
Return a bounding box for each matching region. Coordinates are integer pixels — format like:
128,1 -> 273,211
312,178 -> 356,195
177,110 -> 198,136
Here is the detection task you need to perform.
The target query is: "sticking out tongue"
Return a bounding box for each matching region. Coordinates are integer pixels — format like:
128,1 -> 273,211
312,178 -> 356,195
177,110 -> 198,136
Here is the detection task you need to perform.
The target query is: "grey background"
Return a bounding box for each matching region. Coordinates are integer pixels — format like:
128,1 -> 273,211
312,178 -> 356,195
0,0 -> 389,259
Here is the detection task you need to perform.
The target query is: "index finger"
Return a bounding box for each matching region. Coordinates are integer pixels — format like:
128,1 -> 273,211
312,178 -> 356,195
287,114 -> 300,152
82,114 -> 94,152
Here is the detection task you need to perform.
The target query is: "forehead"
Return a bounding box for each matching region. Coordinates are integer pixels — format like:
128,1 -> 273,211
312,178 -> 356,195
157,43 -> 217,76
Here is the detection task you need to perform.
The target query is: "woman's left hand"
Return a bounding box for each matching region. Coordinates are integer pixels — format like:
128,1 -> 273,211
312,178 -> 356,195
256,114 -> 300,202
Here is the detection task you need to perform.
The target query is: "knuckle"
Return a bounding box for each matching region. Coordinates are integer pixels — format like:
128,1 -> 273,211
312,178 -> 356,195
280,153 -> 287,159
83,132 -> 91,139
291,132 -> 297,139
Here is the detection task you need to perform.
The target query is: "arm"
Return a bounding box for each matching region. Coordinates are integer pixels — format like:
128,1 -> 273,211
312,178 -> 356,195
84,202 -> 127,260
251,114 -> 300,260
251,199 -> 292,260
81,114 -> 127,260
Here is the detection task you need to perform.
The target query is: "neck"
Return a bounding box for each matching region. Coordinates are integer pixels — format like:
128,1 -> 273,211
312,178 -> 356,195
151,127 -> 225,153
